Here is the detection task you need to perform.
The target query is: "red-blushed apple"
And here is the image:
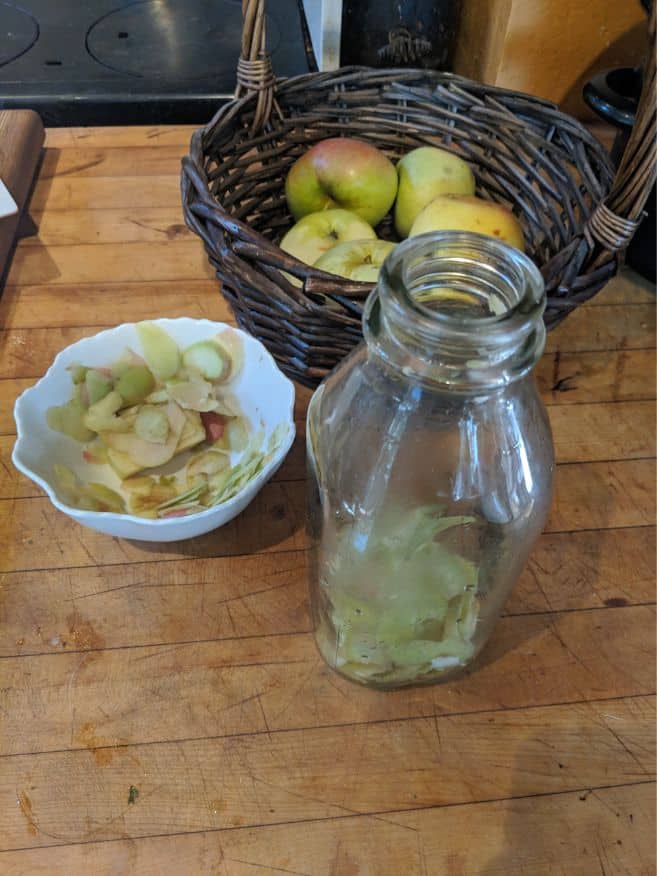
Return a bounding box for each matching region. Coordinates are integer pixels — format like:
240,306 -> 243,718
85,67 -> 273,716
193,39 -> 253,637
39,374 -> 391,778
280,208 -> 376,266
409,195 -> 525,252
314,239 -> 395,283
285,138 -> 398,226
394,146 -> 475,238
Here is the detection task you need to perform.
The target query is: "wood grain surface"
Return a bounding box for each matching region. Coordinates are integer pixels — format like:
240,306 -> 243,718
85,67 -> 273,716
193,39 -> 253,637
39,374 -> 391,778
0,125 -> 654,875
0,111 -> 44,279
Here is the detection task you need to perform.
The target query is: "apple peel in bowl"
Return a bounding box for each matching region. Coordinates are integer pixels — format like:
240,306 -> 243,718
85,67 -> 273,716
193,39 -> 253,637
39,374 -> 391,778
12,319 -> 296,542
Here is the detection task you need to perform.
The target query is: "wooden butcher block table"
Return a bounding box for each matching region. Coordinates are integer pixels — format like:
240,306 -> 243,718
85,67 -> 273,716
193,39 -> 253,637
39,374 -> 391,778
0,125 -> 655,875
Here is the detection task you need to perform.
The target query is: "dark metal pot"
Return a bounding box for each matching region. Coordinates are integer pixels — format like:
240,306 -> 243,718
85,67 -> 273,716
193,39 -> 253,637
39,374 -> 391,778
340,1 -> 461,69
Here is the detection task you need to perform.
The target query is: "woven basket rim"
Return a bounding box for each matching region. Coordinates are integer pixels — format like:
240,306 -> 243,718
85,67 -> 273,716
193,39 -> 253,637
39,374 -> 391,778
180,40 -> 655,384
185,66 -> 617,290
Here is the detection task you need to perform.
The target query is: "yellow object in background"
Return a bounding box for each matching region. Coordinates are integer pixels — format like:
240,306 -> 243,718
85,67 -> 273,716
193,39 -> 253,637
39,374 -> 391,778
454,0 -> 648,119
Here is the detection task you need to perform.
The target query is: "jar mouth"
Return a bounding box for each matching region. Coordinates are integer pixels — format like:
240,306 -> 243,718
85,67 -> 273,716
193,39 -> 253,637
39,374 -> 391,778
379,231 -> 545,348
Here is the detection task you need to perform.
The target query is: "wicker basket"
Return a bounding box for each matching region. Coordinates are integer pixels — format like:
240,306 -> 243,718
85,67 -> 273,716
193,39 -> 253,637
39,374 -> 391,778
182,1 -> 656,387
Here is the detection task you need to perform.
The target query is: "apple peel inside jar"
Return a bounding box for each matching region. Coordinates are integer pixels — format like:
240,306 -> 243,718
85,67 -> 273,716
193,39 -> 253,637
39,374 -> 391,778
314,505 -> 479,686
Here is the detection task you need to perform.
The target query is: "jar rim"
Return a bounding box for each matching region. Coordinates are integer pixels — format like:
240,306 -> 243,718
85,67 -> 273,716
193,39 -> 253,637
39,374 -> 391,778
378,231 -> 545,350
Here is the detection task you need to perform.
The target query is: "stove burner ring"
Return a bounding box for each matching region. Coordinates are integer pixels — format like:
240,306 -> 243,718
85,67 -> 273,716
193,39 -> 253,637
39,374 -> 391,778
86,0 -> 279,80
0,2 -> 39,67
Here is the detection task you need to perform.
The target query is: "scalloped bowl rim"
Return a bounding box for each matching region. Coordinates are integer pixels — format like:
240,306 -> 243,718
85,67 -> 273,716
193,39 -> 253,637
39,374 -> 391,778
11,318 -> 296,537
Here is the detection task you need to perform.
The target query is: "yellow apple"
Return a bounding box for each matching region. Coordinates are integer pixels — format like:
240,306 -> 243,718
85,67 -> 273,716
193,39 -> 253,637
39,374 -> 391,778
409,195 -> 525,251
394,146 -> 475,238
314,239 -> 396,283
285,138 -> 398,226
280,209 -> 376,267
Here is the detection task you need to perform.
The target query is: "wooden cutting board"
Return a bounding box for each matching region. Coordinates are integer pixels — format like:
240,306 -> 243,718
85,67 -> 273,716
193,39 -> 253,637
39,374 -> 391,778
0,110 -> 44,283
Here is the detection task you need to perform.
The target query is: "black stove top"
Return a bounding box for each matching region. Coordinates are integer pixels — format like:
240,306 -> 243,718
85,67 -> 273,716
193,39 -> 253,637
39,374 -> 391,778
0,0 -> 312,125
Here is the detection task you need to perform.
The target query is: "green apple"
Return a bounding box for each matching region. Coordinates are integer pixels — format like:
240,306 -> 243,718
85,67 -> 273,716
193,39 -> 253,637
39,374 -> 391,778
285,138 -> 398,227
409,194 -> 525,252
280,209 -> 376,267
394,146 -> 475,238
314,239 -> 395,283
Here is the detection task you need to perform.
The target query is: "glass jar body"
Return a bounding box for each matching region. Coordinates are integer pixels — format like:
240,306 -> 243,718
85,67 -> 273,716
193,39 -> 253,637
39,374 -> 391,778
306,234 -> 554,689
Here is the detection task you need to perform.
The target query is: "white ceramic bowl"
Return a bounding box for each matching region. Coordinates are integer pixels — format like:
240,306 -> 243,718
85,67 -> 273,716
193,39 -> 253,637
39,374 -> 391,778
12,318 -> 296,541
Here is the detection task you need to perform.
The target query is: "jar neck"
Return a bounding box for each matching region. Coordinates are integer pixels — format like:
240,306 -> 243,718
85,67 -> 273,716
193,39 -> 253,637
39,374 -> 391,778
363,232 -> 546,393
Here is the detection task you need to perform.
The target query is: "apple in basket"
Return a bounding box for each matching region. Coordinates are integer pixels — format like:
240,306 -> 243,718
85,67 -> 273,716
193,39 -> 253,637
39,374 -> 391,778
314,239 -> 396,283
280,208 -> 376,267
409,194 -> 525,251
394,146 -> 476,238
284,138 -> 398,227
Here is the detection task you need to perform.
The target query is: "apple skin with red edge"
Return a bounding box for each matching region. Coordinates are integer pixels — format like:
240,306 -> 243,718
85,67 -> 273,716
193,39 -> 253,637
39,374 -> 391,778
280,208 -> 376,267
285,138 -> 398,227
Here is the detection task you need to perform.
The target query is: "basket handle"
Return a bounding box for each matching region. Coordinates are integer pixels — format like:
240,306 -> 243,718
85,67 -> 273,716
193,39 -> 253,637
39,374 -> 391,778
585,2 -> 656,252
234,0 -> 655,250
235,0 -> 277,133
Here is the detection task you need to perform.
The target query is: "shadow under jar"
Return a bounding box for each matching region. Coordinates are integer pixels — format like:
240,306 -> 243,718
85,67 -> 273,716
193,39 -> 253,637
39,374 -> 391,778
306,232 -> 555,689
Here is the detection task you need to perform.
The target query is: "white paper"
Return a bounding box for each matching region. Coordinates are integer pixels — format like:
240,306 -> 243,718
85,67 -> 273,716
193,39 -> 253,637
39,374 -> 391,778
0,178 -> 18,219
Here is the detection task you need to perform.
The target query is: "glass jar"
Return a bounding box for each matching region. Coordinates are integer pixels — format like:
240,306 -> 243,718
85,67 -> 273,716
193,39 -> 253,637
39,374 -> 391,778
306,231 -> 554,689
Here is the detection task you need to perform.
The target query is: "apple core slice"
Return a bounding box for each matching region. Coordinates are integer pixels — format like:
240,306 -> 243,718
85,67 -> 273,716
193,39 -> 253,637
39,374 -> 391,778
182,340 -> 229,381
135,405 -> 170,444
